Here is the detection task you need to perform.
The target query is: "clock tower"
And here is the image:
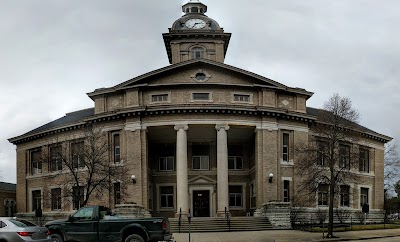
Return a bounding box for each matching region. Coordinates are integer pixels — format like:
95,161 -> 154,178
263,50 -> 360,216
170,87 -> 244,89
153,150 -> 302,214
163,0 -> 231,64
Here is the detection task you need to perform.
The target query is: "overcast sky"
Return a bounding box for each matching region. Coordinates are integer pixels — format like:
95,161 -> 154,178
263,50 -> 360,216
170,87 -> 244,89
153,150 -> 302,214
1,0 -> 399,183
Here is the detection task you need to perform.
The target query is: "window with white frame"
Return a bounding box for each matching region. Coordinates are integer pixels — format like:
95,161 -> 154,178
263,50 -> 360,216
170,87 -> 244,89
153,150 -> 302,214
340,185 -> 350,207
359,148 -> 369,173
51,188 -> 62,210
283,133 -> 289,162
317,141 -> 328,167
360,187 -> 369,207
159,157 -> 174,171
160,186 -> 174,209
73,186 -> 85,210
49,145 -> 62,172
114,182 -> 121,205
151,94 -> 169,103
113,133 -> 121,163
339,144 -> 350,170
233,94 -> 251,103
318,184 -> 329,206
32,190 -> 41,212
31,150 -> 42,175
228,156 -> 243,170
71,141 -> 85,169
191,47 -> 204,59
229,186 -> 243,207
283,180 -> 290,202
192,156 -> 209,170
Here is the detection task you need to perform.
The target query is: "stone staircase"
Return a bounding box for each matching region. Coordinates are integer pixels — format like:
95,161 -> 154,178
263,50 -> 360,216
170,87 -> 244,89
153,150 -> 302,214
169,216 -> 272,233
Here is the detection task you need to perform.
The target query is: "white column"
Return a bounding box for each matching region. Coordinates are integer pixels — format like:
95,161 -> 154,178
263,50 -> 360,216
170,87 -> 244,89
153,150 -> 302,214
174,125 -> 189,216
216,124 -> 230,216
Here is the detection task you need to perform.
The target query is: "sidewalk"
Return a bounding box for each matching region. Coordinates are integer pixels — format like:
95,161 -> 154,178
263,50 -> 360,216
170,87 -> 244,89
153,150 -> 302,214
171,228 -> 400,242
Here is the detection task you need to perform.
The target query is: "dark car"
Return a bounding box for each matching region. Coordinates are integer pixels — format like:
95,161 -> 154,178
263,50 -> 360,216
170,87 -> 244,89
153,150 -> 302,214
0,217 -> 52,242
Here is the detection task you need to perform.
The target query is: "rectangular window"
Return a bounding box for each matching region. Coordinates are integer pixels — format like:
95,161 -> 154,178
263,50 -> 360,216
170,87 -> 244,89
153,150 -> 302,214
71,141 -> 85,169
360,187 -> 369,207
51,188 -> 62,210
359,148 -> 370,173
191,48 -> 204,59
317,142 -> 328,166
151,94 -> 168,103
73,186 -> 85,210
114,182 -> 121,205
32,190 -> 41,211
160,186 -> 174,209
233,94 -> 250,102
50,145 -> 62,172
31,150 -> 42,175
283,133 -> 289,162
340,185 -> 350,207
229,186 -> 243,207
192,156 -> 209,170
318,184 -> 329,206
192,93 -> 210,101
339,144 -> 350,169
159,157 -> 174,171
283,180 -> 290,202
113,134 -> 121,163
228,156 -> 243,170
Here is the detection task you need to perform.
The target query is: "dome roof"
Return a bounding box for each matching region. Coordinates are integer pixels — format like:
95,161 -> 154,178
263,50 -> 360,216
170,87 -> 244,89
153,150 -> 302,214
171,0 -> 221,31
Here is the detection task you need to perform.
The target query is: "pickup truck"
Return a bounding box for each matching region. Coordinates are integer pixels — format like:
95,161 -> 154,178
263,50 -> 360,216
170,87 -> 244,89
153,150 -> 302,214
45,205 -> 173,242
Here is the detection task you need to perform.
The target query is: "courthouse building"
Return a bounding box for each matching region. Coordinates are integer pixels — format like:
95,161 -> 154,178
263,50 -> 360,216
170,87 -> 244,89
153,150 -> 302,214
9,0 -> 391,219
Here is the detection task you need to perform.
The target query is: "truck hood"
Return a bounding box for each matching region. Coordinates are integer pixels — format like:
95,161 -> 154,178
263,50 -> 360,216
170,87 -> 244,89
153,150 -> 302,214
45,218 -> 68,226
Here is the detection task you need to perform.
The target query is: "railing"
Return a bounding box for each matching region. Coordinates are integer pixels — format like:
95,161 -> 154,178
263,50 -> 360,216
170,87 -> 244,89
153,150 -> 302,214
178,207 -> 181,233
225,207 -> 231,232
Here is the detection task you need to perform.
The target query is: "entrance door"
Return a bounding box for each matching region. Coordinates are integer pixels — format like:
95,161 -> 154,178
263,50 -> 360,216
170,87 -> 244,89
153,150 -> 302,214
193,190 -> 210,217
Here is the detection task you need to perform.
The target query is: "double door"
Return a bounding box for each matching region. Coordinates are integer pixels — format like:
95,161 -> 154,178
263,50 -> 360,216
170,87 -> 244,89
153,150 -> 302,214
193,190 -> 210,217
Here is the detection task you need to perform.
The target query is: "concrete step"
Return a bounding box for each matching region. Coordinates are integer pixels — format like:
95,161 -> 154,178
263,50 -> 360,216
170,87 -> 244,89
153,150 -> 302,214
169,217 -> 272,233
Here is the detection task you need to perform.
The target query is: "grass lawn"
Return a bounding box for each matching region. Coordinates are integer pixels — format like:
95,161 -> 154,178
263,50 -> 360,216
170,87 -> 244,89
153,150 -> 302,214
308,223 -> 400,232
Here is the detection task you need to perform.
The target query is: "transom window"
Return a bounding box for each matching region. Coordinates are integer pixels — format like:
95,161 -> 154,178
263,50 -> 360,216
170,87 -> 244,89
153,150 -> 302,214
51,188 -> 62,210
359,148 -> 369,173
160,186 -> 174,209
151,94 -> 168,103
192,156 -> 209,170
228,156 -> 243,170
159,157 -> 174,171
233,94 -> 250,102
318,184 -> 329,206
229,186 -> 243,207
192,92 -> 210,101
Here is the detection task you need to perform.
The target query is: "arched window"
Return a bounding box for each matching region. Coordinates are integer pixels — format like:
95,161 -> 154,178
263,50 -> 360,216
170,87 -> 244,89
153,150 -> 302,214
191,47 -> 205,59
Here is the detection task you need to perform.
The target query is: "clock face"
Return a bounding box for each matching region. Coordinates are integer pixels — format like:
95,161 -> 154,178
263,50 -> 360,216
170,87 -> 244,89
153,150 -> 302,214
185,19 -> 206,29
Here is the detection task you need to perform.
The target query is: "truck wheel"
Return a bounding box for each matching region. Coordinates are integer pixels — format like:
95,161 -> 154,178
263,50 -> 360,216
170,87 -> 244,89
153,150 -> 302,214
124,234 -> 145,242
51,234 -> 64,242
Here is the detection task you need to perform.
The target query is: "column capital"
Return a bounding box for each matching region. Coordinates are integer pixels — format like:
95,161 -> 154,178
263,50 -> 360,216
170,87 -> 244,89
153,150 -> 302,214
174,125 -> 189,131
215,124 -> 230,131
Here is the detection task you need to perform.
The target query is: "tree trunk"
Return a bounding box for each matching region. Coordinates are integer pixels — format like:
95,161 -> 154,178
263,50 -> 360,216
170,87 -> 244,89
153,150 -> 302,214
328,167 -> 335,237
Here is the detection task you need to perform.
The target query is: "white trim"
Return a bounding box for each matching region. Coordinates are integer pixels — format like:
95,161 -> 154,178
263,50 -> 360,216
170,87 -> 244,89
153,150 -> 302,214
101,124 -> 124,132
281,177 -> 293,181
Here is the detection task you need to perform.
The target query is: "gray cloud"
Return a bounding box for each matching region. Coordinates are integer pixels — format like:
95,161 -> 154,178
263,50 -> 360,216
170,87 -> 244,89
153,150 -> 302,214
1,0 -> 399,183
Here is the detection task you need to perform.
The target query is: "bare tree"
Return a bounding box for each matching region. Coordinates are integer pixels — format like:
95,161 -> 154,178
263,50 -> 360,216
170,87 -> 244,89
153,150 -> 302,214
42,123 -> 131,210
384,142 -> 400,192
296,93 -> 360,238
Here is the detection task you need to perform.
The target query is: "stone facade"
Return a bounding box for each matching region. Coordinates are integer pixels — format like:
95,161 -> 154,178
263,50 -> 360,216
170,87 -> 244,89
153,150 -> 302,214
8,0 -> 391,221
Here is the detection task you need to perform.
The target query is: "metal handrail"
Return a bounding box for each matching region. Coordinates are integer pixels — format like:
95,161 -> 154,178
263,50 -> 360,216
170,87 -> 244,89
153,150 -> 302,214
178,207 -> 181,233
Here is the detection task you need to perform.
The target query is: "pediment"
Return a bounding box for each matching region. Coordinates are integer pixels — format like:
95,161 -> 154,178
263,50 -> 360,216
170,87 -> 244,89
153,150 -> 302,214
188,175 -> 216,185
114,59 -> 287,90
